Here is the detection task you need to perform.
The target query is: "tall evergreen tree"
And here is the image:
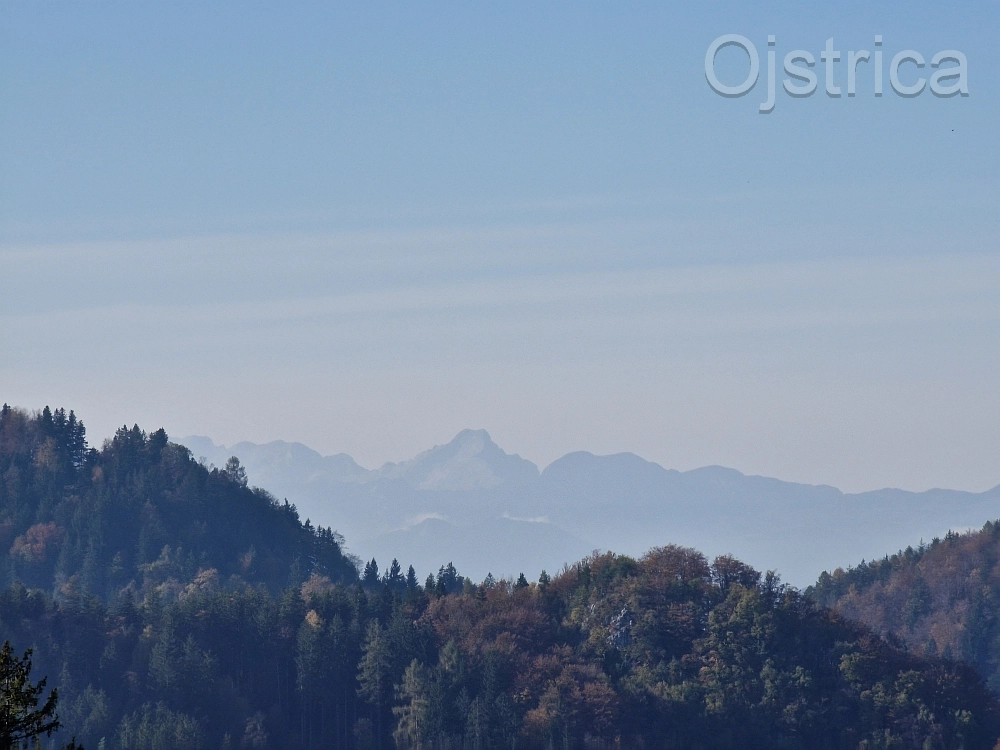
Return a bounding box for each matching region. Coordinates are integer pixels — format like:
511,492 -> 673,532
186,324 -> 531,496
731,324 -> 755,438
383,559 -> 403,592
358,622 -> 393,750
362,559 -> 380,590
0,641 -> 81,749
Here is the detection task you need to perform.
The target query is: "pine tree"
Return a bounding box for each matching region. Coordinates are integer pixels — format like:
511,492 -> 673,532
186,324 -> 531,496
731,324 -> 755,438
223,456 -> 248,487
392,660 -> 432,749
358,622 -> 393,749
363,559 -> 380,590
0,641 -> 82,749
383,559 -> 403,592
436,563 -> 462,596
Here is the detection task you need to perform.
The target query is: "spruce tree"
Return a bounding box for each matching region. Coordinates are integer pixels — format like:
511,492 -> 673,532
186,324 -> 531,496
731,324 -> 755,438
362,559 -> 380,590
0,641 -> 82,749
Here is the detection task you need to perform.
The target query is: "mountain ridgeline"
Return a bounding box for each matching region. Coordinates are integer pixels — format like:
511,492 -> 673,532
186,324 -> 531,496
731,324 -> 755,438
181,430 -> 1000,588
810,521 -> 1000,695
2,406 -> 1000,749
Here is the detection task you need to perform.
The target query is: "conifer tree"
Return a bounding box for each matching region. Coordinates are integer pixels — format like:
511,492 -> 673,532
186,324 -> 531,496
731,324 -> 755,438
0,641 -> 82,749
383,559 -> 403,592
362,559 -> 380,590
358,622 -> 393,749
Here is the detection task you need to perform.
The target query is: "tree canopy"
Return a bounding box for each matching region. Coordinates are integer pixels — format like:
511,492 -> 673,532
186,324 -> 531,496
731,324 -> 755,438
1,406 -> 999,749
810,520 -> 1000,696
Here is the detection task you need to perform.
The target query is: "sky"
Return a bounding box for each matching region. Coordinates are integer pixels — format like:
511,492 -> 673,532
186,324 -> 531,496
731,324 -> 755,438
1,1 -> 998,494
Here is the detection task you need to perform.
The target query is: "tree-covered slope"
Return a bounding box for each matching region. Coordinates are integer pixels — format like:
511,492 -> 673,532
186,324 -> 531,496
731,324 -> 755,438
0,404 -> 358,599
2,406 -> 999,749
809,521 -> 1000,694
3,546 -> 999,749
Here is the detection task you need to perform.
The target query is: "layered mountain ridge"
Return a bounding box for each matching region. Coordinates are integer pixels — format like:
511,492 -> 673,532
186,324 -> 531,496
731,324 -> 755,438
180,431 -> 1000,587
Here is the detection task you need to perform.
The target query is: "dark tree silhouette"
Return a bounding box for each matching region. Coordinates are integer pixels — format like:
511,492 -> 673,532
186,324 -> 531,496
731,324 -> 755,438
0,641 -> 81,750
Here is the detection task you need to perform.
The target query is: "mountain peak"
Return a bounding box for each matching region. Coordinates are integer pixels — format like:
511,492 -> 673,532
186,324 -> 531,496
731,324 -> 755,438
448,428 -> 497,454
380,429 -> 538,491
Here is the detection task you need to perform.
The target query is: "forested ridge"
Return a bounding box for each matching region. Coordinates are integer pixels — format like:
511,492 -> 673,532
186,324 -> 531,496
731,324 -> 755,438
810,521 -> 1000,697
2,406 -> 1000,749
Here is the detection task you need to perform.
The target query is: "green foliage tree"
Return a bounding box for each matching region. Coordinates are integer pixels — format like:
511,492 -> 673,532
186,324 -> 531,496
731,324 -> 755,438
435,563 -> 462,596
0,641 -> 60,748
0,641 -> 81,750
362,559 -> 380,590
222,456 -> 247,487
405,566 -> 418,593
392,660 -> 433,749
116,703 -> 203,750
358,622 -> 393,749
383,559 -> 404,593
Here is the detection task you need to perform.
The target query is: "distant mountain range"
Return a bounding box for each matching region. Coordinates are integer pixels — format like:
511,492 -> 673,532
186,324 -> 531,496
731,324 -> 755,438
179,430 -> 1000,587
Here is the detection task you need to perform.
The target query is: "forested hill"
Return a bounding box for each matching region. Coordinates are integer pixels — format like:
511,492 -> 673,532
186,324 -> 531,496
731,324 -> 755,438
5,544 -> 1000,749
808,521 -> 1000,692
2,406 -> 1000,749
0,404 -> 358,599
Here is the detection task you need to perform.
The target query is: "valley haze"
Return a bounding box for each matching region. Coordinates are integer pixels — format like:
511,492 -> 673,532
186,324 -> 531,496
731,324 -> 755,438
180,430 -> 1000,588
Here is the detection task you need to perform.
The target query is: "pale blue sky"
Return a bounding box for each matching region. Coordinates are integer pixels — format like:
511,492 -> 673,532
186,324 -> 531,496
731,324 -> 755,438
1,1 -> 998,492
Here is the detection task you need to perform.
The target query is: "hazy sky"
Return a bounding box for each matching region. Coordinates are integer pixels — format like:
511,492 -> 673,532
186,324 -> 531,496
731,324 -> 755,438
2,1 -> 998,493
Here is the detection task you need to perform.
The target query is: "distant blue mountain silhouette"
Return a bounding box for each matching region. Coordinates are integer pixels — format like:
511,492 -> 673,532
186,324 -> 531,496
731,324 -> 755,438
179,431 -> 1000,587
